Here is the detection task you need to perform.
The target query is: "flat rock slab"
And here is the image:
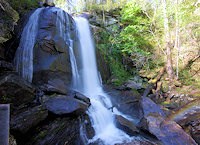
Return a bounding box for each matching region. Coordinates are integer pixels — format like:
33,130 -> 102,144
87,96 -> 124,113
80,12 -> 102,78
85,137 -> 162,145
45,95 -> 88,115
10,105 -> 48,133
145,113 -> 197,145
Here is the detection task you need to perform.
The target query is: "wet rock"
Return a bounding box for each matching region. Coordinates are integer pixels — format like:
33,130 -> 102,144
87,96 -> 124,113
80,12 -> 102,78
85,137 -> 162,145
115,115 -> 139,135
10,105 -> 48,134
0,73 -> 36,106
33,70 -> 71,95
38,81 -> 68,95
32,7 -> 76,87
27,115 -> 92,145
91,25 -> 111,83
141,113 -> 197,145
0,0 -> 19,43
45,95 -> 88,115
115,139 -> 157,145
141,96 -> 166,118
73,91 -> 91,105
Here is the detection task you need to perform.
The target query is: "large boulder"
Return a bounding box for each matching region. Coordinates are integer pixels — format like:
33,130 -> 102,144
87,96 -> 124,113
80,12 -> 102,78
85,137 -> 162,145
10,105 -> 48,134
140,96 -> 166,118
0,73 -> 36,106
44,95 -> 89,115
141,113 -> 197,145
32,7 -> 76,88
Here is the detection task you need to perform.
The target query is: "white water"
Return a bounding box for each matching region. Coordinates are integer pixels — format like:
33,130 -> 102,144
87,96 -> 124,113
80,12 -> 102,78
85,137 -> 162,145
74,17 -> 133,145
14,8 -> 44,82
56,9 -> 80,89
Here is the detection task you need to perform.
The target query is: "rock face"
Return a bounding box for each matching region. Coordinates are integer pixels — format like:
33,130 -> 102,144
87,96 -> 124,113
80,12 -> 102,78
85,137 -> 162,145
140,96 -> 166,118
142,113 -> 197,145
0,73 -> 36,106
91,25 -> 111,83
27,115 -> 94,145
10,105 -> 48,134
0,0 -> 19,43
44,95 -> 89,115
32,7 -> 76,88
0,0 -> 19,59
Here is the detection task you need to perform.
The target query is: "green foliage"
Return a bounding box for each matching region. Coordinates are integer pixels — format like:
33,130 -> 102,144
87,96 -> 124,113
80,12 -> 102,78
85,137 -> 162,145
7,0 -> 39,14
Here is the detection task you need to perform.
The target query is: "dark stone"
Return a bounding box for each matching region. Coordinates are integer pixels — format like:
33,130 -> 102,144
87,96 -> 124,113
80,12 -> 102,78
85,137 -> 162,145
140,96 -> 166,118
0,73 -> 36,106
27,115 -> 93,145
0,60 -> 14,72
115,115 -> 139,135
33,70 -> 70,94
74,91 -> 91,105
10,105 -> 48,134
115,139 -> 157,145
141,113 -> 197,145
45,95 -> 88,115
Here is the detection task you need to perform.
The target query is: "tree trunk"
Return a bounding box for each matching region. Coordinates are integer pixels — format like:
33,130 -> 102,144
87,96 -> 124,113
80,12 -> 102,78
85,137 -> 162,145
175,0 -> 180,80
162,0 -> 174,82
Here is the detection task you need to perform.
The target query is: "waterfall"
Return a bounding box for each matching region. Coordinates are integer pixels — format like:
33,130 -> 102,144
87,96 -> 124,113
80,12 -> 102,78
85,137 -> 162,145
55,9 -> 80,90
14,8 -> 44,82
74,17 -> 133,145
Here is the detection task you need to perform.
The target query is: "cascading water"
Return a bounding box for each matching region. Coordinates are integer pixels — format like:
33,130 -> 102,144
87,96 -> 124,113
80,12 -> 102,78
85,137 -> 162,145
14,7 -> 44,82
55,9 -> 80,89
74,17 -> 133,145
